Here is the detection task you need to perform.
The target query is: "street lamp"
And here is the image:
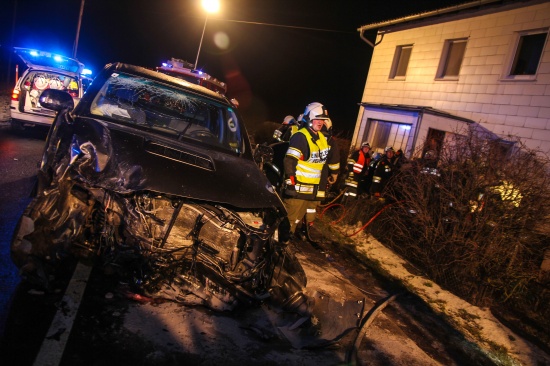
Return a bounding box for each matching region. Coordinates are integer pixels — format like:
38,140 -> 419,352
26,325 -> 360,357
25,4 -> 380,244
194,0 -> 220,70
73,0 -> 86,59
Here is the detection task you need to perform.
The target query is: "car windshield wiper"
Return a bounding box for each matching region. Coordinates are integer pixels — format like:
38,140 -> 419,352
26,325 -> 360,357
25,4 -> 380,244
177,122 -> 192,141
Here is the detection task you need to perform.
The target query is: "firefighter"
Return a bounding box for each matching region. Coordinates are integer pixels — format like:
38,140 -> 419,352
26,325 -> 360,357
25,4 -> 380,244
273,115 -> 299,142
344,141 -> 372,199
394,148 -> 407,170
292,117 -> 340,242
319,118 -> 340,191
283,102 -> 331,237
370,146 -> 396,198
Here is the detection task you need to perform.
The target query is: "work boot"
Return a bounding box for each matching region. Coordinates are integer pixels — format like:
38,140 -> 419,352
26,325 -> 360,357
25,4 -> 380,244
305,223 -> 324,251
294,225 -> 307,241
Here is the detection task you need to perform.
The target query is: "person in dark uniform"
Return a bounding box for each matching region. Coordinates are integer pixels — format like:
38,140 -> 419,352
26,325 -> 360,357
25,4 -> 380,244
370,146 -> 396,198
273,115 -> 300,142
283,102 -> 332,237
317,118 -> 340,199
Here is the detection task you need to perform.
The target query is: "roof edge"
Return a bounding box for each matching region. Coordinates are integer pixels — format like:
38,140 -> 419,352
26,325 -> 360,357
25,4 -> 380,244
359,102 -> 476,123
357,0 -> 524,32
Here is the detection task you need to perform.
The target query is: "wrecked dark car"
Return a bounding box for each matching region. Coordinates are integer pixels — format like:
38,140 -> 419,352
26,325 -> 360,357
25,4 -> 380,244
11,62 -> 309,314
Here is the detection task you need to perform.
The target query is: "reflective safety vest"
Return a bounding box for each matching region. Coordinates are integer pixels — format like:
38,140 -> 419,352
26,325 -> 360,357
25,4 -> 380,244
350,150 -> 368,174
285,130 -> 329,199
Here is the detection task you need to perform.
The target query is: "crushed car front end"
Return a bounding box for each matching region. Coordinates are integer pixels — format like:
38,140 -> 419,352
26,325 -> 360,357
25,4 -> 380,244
11,63 -> 306,313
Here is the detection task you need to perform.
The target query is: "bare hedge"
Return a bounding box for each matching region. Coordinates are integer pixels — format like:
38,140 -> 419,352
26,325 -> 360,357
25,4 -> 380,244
340,126 -> 550,350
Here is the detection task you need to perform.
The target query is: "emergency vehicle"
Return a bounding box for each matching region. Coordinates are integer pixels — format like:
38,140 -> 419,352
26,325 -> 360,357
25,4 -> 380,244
10,47 -> 92,128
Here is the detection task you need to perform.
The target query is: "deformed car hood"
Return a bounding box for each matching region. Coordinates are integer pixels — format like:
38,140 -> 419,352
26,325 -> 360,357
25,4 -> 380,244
68,116 -> 284,210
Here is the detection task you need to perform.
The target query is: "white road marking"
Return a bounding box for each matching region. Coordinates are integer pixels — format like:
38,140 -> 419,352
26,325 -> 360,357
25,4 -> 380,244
33,261 -> 92,366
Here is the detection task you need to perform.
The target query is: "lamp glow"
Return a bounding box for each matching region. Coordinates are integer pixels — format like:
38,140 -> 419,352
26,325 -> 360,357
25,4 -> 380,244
202,0 -> 220,13
194,0 -> 220,70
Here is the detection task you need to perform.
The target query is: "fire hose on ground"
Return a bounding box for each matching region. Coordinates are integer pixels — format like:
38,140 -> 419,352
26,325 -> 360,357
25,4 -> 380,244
346,293 -> 401,364
319,200 -> 403,237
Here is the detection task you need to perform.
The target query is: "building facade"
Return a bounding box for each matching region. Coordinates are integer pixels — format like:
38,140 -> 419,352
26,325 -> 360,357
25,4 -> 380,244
353,0 -> 550,158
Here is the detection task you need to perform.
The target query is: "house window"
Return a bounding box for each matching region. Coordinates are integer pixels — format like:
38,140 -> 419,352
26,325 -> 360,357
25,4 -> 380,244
366,120 -> 411,154
505,29 -> 548,80
436,38 -> 467,79
390,45 -> 413,79
371,121 -> 392,151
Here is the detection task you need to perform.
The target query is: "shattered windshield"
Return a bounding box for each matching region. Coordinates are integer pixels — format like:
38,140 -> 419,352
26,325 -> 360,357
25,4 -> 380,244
90,72 -> 243,153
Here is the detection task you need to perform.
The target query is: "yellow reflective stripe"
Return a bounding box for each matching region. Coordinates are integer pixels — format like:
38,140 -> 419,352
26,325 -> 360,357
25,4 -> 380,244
298,164 -> 319,173
295,184 -> 314,193
296,164 -> 322,180
296,161 -> 323,183
329,162 -> 340,170
286,147 -> 302,159
296,171 -> 321,179
306,208 -> 317,214
316,190 -> 325,198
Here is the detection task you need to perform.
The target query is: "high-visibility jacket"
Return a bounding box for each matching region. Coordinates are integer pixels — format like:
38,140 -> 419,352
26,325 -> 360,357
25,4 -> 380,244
284,129 -> 329,200
344,149 -> 370,196
347,149 -> 371,175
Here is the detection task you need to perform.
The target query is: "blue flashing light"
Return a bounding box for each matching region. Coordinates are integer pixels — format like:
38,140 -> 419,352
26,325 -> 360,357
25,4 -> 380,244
82,68 -> 92,75
162,62 -> 168,67
14,47 -> 84,73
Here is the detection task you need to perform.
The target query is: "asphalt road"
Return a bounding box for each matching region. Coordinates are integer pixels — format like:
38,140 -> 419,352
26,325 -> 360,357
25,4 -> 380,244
0,126 -> 494,366
0,126 -> 48,334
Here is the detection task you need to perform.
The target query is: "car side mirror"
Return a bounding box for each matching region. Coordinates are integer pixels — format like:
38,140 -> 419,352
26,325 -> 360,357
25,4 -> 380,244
39,89 -> 75,111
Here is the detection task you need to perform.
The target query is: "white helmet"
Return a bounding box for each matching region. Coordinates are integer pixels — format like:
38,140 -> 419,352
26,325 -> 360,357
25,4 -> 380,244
302,102 -> 329,123
283,115 -> 296,125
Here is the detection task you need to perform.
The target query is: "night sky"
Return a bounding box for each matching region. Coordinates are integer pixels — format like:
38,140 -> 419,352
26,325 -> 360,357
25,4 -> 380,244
1,0 -> 467,135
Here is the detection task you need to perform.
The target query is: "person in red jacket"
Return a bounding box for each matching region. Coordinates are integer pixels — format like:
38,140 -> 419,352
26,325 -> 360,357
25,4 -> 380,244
344,141 -> 371,199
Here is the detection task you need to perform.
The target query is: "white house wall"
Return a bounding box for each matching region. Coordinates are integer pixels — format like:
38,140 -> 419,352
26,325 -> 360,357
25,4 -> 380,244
417,114 -> 469,154
357,1 -> 550,153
